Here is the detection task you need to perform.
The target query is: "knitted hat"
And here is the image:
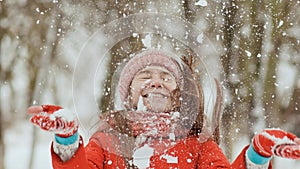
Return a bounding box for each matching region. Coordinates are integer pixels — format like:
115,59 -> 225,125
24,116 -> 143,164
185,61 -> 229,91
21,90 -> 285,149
118,50 -> 182,103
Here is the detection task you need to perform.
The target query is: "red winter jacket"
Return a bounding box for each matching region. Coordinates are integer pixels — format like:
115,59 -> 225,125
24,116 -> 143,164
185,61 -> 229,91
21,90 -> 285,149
51,132 -> 272,169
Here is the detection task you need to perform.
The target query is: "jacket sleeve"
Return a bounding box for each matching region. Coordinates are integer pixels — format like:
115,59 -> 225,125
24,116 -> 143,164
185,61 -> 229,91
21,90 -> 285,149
51,136 -> 105,169
197,140 -> 232,169
231,145 -> 272,169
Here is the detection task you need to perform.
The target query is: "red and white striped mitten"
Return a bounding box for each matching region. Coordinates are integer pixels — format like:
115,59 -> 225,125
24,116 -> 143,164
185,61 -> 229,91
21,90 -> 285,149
252,128 -> 300,159
28,105 -> 78,138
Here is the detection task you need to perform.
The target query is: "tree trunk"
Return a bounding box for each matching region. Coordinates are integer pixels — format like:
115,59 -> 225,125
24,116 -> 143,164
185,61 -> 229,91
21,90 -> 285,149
220,0 -> 239,159
99,37 -> 144,112
263,0 -> 289,128
0,90 -> 4,169
99,1 -> 144,112
238,0 -> 265,139
263,41 -> 280,127
27,2 -> 62,168
0,1 -> 8,168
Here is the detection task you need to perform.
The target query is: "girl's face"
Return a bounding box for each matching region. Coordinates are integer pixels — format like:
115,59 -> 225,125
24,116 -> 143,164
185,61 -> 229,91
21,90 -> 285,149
129,66 -> 178,112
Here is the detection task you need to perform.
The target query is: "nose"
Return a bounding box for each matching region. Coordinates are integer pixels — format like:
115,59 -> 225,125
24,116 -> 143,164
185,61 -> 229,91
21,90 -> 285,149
150,81 -> 163,88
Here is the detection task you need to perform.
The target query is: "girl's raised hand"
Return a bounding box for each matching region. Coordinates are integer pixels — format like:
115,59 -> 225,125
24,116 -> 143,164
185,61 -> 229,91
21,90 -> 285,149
28,105 -> 78,137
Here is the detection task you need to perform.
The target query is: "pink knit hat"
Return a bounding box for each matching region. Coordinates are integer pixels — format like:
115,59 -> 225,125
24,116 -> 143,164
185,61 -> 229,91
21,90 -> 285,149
118,50 -> 182,103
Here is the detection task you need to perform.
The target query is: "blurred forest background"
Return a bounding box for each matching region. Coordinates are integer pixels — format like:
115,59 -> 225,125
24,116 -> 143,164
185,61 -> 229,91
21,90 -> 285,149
1,0 -> 300,169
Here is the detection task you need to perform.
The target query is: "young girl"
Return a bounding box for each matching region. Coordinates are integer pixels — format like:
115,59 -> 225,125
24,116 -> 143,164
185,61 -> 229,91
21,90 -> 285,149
28,49 -> 300,169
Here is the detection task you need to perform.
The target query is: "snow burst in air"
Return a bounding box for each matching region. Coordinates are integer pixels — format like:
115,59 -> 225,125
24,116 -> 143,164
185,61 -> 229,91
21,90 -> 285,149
160,154 -> 178,164
133,144 -> 154,168
132,33 -> 138,37
142,34 -> 152,48
245,50 -> 251,57
277,20 -> 284,28
195,0 -> 208,7
197,33 -> 204,43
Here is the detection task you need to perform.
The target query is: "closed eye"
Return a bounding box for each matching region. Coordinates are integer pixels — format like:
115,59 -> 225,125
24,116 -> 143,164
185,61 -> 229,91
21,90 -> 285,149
136,71 -> 151,80
161,73 -> 175,82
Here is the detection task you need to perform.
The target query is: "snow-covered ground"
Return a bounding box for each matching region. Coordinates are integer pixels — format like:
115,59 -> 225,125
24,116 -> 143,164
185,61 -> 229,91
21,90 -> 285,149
5,120 -> 300,169
5,121 -> 53,169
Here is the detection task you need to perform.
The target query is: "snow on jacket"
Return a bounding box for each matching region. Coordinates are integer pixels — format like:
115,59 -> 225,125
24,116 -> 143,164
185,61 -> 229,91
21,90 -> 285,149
51,132 -> 272,169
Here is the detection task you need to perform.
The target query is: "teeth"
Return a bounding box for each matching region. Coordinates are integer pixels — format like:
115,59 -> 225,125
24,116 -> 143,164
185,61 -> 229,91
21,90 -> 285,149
138,92 -> 169,112
143,92 -> 165,97
148,93 -> 163,97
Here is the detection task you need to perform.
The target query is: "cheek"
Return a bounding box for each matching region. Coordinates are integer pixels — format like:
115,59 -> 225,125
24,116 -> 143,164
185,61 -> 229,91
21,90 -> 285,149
166,82 -> 178,91
130,83 -> 143,104
131,79 -> 147,93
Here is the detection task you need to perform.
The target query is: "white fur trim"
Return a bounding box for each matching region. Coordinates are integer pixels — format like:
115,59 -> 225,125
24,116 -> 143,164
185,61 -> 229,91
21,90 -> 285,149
53,137 -> 80,162
245,150 -> 270,169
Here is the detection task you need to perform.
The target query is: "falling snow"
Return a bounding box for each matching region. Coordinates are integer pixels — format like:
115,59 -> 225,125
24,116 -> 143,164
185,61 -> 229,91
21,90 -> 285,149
142,34 -> 152,48
3,0 -> 300,169
245,50 -> 251,57
195,0 -> 208,7
197,33 -> 204,43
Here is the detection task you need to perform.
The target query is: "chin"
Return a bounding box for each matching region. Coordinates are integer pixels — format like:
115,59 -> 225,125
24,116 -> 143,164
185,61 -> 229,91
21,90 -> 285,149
147,105 -> 172,113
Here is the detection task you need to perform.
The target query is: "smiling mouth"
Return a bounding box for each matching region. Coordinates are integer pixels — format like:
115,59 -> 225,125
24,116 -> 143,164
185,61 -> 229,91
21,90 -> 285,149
142,93 -> 168,98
